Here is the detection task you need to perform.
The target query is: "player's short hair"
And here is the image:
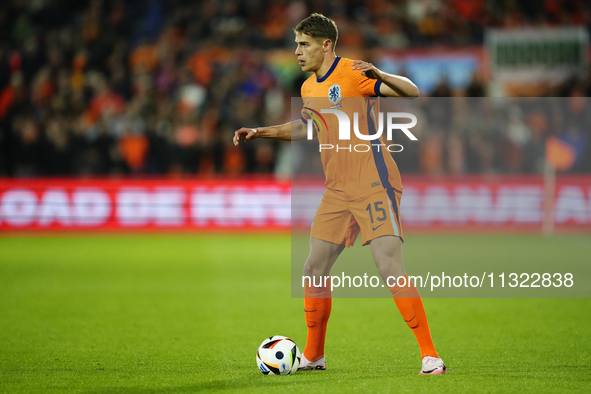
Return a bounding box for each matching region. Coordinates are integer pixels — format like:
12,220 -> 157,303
294,13 -> 338,51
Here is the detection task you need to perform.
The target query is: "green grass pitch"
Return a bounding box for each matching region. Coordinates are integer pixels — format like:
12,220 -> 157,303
0,233 -> 590,393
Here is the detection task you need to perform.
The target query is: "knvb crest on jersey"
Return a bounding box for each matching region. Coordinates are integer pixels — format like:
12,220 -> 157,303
328,84 -> 341,104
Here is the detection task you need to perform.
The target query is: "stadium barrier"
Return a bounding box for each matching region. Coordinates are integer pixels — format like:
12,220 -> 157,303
0,176 -> 589,232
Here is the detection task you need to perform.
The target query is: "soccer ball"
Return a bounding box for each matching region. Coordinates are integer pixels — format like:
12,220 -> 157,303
256,335 -> 301,375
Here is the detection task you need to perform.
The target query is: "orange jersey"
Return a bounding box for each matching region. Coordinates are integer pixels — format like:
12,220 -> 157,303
300,57 -> 403,199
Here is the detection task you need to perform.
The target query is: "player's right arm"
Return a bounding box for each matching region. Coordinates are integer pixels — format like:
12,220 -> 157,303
232,120 -> 307,146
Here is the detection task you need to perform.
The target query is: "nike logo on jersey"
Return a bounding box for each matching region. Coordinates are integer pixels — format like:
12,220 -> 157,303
372,224 -> 385,231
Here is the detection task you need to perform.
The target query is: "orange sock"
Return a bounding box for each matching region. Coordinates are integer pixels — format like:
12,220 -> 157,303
389,275 -> 439,359
303,281 -> 331,361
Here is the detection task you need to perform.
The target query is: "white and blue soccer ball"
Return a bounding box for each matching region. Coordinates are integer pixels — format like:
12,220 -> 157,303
256,335 -> 301,375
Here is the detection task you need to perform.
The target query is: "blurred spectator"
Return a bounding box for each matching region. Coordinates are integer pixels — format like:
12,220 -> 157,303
0,0 -> 590,178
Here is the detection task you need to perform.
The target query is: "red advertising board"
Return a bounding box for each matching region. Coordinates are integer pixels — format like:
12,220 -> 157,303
0,178 -> 291,232
394,175 -> 591,230
0,176 -> 589,232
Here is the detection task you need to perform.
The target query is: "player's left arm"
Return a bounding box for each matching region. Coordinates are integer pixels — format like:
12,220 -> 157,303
352,60 -> 419,98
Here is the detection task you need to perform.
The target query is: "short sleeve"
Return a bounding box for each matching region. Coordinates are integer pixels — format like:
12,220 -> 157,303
346,62 -> 383,97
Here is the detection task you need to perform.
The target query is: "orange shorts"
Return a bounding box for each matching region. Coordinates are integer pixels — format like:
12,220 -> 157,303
310,188 -> 404,247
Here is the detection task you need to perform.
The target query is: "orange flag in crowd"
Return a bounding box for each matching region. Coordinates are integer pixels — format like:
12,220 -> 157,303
545,136 -> 576,171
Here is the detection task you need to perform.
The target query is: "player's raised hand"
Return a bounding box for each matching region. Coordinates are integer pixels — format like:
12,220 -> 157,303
233,128 -> 258,146
352,60 -> 384,81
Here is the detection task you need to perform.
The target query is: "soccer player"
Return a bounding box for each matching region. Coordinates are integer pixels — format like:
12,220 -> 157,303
233,13 -> 446,375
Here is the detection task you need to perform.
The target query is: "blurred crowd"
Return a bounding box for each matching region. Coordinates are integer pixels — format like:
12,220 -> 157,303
0,0 -> 590,177
393,96 -> 591,175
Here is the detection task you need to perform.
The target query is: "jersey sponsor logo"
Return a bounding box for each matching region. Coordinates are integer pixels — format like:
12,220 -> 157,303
371,181 -> 381,187
328,84 -> 341,104
372,223 -> 385,231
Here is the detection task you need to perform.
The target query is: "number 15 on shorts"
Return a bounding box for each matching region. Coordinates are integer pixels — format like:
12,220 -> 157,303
366,201 -> 387,230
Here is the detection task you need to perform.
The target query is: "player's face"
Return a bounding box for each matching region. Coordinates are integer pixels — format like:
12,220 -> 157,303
295,32 -> 325,73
